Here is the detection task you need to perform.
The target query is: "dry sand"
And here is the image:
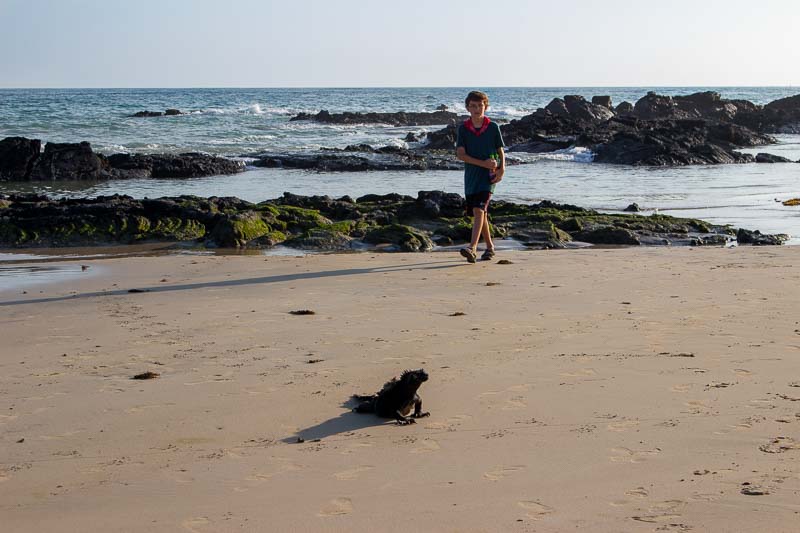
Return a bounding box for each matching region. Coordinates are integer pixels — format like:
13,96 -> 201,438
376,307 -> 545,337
1,247 -> 799,532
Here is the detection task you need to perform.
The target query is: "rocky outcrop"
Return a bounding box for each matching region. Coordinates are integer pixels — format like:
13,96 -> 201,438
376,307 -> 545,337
590,119 -> 770,166
290,110 -> 460,126
131,109 -> 184,117
754,153 -> 792,163
615,102 -> 634,115
544,96 -> 614,123
592,96 -> 613,109
0,191 -> 787,250
29,142 -> 110,180
106,153 -> 245,179
250,144 -> 473,172
0,137 -> 42,180
0,137 -> 245,180
420,90 -> 785,166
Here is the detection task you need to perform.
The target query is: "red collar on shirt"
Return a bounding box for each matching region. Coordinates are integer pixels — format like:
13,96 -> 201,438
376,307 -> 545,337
464,117 -> 490,136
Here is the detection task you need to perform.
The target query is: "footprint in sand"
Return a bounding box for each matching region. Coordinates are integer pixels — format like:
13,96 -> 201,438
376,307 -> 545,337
340,442 -> 374,455
670,384 -> 692,393
689,492 -> 719,502
182,517 -> 211,532
733,368 -> 753,376
626,487 -> 650,498
517,500 -> 554,520
503,397 -> 527,410
426,414 -> 472,430
333,465 -> 374,481
484,465 -> 526,481
0,414 -> 19,426
683,400 -> 712,415
319,497 -> 353,516
630,500 -> 685,524
410,439 -> 441,454
748,398 -> 776,410
610,447 -> 661,463
560,368 -> 597,378
242,458 -> 304,483
183,377 -> 233,386
607,420 -> 640,432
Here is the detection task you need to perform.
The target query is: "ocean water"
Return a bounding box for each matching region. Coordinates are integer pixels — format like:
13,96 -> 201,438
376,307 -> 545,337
1,87 -> 800,244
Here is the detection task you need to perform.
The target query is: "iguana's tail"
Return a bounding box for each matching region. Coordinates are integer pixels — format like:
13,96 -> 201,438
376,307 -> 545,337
352,394 -> 376,413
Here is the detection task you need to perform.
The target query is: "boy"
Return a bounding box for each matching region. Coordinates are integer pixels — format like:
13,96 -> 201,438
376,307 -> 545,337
455,90 -> 505,263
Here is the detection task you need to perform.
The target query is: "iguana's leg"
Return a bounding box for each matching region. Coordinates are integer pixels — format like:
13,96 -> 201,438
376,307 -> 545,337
395,411 -> 415,425
412,395 -> 430,418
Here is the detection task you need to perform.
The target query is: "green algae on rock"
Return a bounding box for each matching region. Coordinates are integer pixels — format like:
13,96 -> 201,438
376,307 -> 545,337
0,191 -> 789,250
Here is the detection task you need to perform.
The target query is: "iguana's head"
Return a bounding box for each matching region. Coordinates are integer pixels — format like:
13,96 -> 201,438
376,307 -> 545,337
401,369 -> 429,386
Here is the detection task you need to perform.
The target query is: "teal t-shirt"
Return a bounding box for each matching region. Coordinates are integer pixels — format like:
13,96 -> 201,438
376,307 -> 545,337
456,119 -> 505,195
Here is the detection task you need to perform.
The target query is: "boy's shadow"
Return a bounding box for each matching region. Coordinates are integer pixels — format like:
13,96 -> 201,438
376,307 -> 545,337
282,398 -> 395,443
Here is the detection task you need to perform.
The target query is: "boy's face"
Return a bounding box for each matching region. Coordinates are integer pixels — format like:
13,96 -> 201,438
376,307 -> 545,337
466,100 -> 487,119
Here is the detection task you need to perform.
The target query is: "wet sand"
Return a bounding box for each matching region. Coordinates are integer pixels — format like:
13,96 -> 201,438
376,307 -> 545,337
1,247 -> 799,532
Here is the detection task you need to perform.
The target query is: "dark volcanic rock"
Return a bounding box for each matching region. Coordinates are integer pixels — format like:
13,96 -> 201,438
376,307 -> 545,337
624,203 -> 641,212
564,95 -> 615,122
757,94 -> 800,133
633,92 -> 687,120
615,101 -> 634,115
424,90 -> 792,166
736,228 -> 789,245
131,109 -> 183,117
290,110 -> 460,126
592,96 -> 613,109
0,137 -> 244,181
0,137 -> 42,180
424,124 -> 458,150
673,91 -> 738,122
591,119 -> 770,166
29,142 -> 110,180
251,147 -> 461,172
107,153 -> 245,179
755,153 -> 792,163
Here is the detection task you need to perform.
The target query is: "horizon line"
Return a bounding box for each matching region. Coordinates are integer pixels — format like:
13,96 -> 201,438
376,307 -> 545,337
1,85 -> 799,91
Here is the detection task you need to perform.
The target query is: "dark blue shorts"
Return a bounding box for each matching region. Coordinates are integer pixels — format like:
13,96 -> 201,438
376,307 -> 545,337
465,191 -> 492,213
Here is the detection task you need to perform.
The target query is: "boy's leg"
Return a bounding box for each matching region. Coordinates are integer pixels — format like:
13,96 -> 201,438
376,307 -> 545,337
469,207 -> 485,251
480,213 -> 494,251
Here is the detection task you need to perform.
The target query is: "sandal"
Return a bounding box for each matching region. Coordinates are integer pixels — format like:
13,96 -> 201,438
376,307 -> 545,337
459,247 -> 477,263
481,248 -> 496,261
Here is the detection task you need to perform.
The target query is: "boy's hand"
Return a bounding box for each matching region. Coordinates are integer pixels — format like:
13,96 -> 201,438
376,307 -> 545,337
490,167 -> 504,184
484,159 -> 498,170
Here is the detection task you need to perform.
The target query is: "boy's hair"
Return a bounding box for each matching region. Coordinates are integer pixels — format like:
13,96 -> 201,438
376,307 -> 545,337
465,91 -> 489,108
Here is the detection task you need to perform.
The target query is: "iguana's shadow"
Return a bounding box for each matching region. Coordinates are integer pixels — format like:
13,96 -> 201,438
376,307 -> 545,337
283,399 -> 395,443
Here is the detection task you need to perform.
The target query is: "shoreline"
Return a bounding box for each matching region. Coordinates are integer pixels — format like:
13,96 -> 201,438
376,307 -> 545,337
2,248 -> 800,531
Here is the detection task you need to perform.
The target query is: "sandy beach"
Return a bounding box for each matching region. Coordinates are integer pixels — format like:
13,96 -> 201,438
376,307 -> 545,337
1,247 -> 799,532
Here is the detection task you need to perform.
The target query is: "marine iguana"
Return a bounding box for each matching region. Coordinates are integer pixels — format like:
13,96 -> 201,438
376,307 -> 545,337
353,369 -> 430,425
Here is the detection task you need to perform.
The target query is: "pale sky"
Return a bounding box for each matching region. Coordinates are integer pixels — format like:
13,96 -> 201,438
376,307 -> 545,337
1,0 -> 797,88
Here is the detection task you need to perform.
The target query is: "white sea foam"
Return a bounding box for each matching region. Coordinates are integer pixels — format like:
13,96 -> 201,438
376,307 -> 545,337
544,146 -> 595,163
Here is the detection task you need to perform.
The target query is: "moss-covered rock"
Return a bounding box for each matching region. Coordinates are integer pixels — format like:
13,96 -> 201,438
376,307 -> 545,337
575,225 -> 641,245
208,212 -> 271,247
364,224 -> 433,252
508,221 -> 572,248
0,191 -> 787,250
285,227 -> 354,250
274,205 -> 332,232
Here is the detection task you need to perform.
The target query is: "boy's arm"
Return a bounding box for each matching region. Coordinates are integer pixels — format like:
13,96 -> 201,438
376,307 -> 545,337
456,147 -> 498,170
490,147 -> 505,184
